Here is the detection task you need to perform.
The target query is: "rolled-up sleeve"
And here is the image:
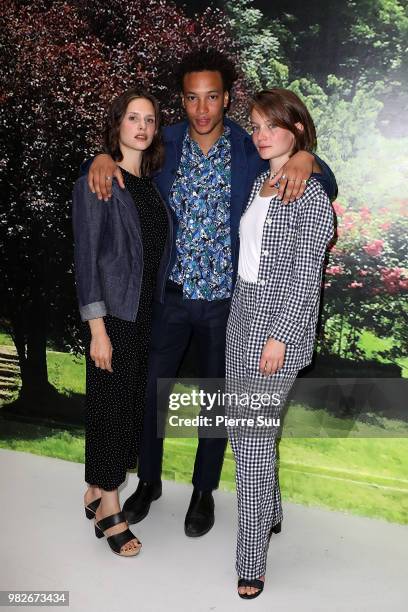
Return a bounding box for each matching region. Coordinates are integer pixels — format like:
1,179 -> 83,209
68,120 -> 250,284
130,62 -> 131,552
268,183 -> 334,345
72,177 -> 108,322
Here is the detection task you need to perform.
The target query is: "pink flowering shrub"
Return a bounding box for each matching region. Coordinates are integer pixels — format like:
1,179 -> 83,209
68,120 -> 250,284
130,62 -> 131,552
319,199 -> 408,363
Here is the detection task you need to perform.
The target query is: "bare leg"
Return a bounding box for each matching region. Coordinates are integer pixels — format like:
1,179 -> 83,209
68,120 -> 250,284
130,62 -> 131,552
94,489 -> 141,556
84,484 -> 102,507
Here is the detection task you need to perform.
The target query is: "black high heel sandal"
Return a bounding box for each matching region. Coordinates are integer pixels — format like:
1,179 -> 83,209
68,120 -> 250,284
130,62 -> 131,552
84,497 -> 101,519
237,578 -> 264,599
94,511 -> 141,557
265,520 -> 282,547
271,520 -> 281,535
236,522 -> 278,599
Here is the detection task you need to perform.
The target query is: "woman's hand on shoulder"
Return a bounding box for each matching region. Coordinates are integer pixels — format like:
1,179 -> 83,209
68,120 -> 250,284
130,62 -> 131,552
88,154 -> 125,202
259,338 -> 286,376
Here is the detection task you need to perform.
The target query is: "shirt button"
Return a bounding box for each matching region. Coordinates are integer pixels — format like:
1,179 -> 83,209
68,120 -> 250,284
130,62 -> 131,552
262,250 -> 269,256
259,280 -> 266,286
266,218 -> 272,225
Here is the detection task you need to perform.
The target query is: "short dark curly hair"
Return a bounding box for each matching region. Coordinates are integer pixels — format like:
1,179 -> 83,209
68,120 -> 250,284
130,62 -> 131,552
175,47 -> 238,94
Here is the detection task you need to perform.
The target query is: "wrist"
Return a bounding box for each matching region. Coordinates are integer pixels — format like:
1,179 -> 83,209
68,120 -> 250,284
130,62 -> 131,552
91,330 -> 108,339
295,150 -> 314,161
95,153 -> 114,163
88,318 -> 107,337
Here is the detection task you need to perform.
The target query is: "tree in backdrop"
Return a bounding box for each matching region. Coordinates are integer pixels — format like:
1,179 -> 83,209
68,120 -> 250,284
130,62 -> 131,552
0,0 -> 111,401
1,0 -> 407,408
0,0 -> 242,404
226,0 -> 290,92
226,0 -> 408,371
251,0 -> 408,136
225,0 -> 408,206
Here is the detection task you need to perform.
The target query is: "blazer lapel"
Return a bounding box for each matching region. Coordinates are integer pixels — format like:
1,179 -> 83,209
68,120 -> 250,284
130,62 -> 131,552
113,183 -> 142,243
230,133 -> 248,229
242,171 -> 269,216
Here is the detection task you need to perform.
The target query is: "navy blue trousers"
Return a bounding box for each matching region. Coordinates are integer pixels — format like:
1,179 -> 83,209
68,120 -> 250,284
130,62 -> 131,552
137,282 -> 229,491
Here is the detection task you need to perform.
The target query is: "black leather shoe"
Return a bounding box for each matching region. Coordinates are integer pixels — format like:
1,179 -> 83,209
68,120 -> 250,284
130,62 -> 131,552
184,489 -> 215,537
123,480 -> 162,525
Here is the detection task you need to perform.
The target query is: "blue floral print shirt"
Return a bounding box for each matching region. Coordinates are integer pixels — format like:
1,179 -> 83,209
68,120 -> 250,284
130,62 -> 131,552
168,126 -> 232,300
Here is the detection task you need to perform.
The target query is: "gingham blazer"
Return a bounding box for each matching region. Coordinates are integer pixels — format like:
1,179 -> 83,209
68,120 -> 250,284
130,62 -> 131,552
238,171 -> 335,371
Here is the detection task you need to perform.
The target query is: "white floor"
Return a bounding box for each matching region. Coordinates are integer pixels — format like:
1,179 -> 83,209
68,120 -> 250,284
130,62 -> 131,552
1,449 -> 407,612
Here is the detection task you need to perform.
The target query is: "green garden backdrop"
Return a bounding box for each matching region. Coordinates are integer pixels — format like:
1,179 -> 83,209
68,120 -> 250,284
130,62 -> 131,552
0,0 -> 407,524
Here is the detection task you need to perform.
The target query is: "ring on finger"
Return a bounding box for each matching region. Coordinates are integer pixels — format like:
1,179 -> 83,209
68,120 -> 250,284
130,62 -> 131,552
281,174 -> 287,179
302,179 -> 308,185
105,175 -> 113,181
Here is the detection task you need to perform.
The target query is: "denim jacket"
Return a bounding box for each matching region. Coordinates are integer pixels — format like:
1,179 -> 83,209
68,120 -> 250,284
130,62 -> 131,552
72,175 -> 172,322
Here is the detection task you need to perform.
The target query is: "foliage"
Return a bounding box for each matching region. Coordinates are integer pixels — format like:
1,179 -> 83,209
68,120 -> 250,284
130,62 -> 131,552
0,0 -> 407,378
225,0 -> 408,365
248,0 -> 408,135
288,77 -> 408,211
319,200 -> 408,361
0,0 -> 241,385
226,0 -> 289,91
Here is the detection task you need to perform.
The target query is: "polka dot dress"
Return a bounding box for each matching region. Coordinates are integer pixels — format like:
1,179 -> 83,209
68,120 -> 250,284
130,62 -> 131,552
84,169 -> 168,491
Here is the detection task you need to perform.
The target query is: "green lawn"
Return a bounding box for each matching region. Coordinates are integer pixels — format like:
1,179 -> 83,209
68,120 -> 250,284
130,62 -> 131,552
359,330 -> 408,376
0,331 -> 86,395
0,331 -> 12,345
1,419 -> 407,524
1,333 -> 407,524
47,351 -> 85,396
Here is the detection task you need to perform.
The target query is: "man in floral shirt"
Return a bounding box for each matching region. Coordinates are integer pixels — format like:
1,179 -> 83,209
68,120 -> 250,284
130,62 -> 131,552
86,48 -> 337,538
169,124 -> 233,300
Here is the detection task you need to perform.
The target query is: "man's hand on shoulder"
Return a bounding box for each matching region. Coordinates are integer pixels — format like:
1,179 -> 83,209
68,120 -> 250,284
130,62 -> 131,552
270,151 -> 316,204
88,154 -> 125,201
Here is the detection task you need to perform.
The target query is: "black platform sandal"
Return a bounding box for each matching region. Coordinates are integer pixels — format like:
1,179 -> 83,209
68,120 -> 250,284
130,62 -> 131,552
85,497 -> 101,519
237,578 -> 264,599
94,511 -> 141,557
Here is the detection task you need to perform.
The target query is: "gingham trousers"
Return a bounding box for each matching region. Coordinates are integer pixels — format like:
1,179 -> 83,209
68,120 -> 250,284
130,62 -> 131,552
226,277 -> 298,579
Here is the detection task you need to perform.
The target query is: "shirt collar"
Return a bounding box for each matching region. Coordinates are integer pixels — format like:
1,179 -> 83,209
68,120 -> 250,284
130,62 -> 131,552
184,125 -> 231,158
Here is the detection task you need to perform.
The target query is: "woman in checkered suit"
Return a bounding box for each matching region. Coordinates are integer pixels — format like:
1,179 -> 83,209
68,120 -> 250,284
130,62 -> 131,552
225,89 -> 335,599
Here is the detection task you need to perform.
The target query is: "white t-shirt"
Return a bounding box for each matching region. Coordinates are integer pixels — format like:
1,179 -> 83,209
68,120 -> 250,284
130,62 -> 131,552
238,191 -> 278,283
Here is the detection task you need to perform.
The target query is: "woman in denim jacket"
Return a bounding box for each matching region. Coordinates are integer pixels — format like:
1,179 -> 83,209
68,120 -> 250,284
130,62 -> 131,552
72,88 -> 171,557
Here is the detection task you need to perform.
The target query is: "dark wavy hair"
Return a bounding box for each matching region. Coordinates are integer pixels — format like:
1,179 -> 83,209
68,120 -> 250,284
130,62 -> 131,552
175,47 -> 238,96
250,89 -> 317,154
103,88 -> 164,176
